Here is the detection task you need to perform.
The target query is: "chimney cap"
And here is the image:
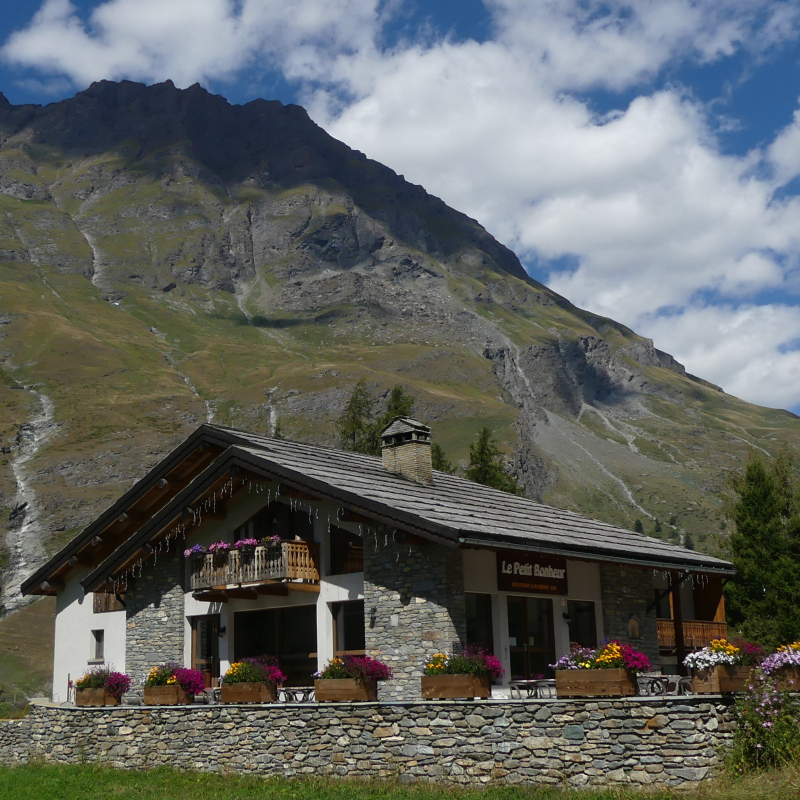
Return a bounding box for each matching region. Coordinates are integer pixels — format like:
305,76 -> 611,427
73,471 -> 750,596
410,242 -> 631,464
380,417 -> 430,446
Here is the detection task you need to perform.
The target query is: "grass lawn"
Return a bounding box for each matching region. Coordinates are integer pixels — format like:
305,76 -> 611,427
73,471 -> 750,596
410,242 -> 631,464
0,764 -> 799,800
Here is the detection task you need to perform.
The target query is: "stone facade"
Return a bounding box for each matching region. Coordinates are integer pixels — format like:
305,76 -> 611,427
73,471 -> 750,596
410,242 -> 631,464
363,527 -> 466,700
600,563 -> 659,664
0,698 -> 734,788
125,547 -> 185,682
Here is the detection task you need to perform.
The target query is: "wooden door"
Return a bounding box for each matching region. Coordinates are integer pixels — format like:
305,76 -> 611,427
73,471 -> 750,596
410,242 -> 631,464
507,596 -> 555,679
190,615 -> 220,688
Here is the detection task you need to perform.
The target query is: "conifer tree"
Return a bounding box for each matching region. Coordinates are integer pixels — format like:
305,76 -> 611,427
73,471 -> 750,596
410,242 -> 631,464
431,442 -> 456,475
335,379 -> 374,453
464,427 -> 523,495
633,519 -> 644,533
727,448 -> 800,648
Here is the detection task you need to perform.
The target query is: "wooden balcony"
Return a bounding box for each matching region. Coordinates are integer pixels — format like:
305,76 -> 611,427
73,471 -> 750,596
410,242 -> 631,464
190,542 -> 320,599
658,619 -> 728,650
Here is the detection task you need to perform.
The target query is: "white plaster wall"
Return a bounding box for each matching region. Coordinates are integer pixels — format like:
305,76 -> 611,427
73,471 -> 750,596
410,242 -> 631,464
52,568 -> 126,703
462,550 -> 608,689
181,495 -> 365,677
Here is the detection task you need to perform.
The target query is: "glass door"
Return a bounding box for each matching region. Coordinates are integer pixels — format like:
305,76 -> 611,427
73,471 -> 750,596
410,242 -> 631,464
507,596 -> 555,679
190,615 -> 220,688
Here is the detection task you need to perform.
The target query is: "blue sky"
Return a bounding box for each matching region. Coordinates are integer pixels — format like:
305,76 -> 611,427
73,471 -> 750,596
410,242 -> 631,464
2,0 -> 800,412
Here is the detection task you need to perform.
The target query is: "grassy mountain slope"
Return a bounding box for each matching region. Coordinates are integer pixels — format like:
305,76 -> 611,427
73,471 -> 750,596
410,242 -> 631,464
0,80 -> 798,615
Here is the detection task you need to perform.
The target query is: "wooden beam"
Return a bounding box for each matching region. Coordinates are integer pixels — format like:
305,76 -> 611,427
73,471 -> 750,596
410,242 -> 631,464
286,582 -> 321,594
192,590 -> 228,603
68,554 -> 93,567
255,583 -> 289,596
281,486 -> 322,502
337,508 -> 374,525
671,571 -> 687,676
225,587 -> 258,600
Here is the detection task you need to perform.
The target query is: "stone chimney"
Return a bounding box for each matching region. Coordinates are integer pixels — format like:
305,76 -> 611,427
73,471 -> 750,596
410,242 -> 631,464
380,417 -> 433,486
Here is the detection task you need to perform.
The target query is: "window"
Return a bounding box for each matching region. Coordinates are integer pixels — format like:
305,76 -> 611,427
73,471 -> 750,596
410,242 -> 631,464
329,526 -> 363,575
332,600 -> 365,655
91,629 -> 104,662
465,593 -> 494,652
567,600 -> 597,648
234,605 -> 317,685
234,501 -> 315,542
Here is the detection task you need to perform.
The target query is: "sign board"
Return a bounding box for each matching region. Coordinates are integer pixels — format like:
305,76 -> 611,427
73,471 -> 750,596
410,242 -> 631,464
496,550 -> 568,596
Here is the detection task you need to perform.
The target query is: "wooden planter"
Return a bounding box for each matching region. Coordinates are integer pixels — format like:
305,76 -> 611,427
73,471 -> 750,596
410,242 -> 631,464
144,685 -> 192,705
315,678 -> 378,702
75,688 -> 120,707
774,666 -> 800,691
220,681 -> 278,704
421,674 -> 491,700
692,665 -> 751,694
555,669 -> 637,698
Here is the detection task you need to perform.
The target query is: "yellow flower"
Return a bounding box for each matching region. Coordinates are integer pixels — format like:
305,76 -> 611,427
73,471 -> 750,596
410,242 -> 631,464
166,675 -> 176,685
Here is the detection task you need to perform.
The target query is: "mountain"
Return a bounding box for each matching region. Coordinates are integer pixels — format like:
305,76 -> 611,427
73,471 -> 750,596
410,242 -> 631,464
1,79 -> 798,614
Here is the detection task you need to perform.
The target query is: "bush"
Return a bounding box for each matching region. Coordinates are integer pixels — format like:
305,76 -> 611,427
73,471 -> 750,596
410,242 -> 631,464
730,671 -> 800,772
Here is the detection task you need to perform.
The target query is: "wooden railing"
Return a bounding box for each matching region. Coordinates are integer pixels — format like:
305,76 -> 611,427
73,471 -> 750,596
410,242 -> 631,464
658,619 -> 728,650
190,542 -> 320,590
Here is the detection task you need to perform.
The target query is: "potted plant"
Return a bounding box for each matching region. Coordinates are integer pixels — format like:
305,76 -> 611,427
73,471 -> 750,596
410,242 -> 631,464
183,543 -> 206,561
760,642 -> 800,690
144,662 -> 206,705
685,638 -> 757,693
220,657 -> 285,703
551,641 -> 650,697
74,667 -> 131,707
315,655 -> 392,701
208,541 -> 231,565
421,647 -> 504,699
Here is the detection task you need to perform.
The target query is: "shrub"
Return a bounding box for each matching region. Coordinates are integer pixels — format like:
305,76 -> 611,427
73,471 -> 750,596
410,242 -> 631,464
730,671 -> 800,771
316,655 -> 392,682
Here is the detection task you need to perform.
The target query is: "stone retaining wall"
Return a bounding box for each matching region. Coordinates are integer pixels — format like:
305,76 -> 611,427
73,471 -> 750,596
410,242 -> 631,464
0,698 -> 734,788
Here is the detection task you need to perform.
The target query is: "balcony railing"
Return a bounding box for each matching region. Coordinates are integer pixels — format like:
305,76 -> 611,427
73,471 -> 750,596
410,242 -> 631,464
190,542 -> 320,591
657,619 -> 728,650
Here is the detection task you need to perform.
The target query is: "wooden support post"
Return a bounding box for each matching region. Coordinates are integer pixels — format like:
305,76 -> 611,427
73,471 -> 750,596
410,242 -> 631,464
671,571 -> 687,676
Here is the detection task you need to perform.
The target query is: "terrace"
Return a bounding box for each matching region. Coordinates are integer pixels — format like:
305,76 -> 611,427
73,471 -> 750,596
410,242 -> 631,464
190,541 -> 321,601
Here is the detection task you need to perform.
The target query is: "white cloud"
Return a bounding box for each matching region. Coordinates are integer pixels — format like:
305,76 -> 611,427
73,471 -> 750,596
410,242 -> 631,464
1,0 -> 380,87
4,0 -> 800,408
641,304 -> 800,409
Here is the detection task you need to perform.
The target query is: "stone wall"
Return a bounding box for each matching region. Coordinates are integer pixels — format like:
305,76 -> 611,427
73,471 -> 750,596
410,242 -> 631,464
125,547 -> 185,682
363,527 -> 466,700
600,563 -> 659,665
0,698 -> 734,788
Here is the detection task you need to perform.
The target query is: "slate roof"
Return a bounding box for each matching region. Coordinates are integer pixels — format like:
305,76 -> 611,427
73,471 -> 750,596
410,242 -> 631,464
209,425 -> 733,575
23,423 -> 734,596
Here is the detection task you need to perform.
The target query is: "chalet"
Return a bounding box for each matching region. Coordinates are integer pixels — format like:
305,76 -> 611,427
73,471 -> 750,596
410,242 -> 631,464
23,419 -> 735,702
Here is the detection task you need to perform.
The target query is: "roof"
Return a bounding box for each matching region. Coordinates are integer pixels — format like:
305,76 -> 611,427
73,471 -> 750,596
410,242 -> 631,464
23,423 -> 734,596
381,417 -> 430,438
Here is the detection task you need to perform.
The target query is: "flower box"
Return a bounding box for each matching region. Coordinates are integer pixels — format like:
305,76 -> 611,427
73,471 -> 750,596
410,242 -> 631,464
144,685 -> 192,705
421,674 -> 491,700
555,669 -> 637,698
75,688 -> 120,707
774,666 -> 800,691
220,681 -> 277,703
315,678 -> 378,702
692,665 -> 751,694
